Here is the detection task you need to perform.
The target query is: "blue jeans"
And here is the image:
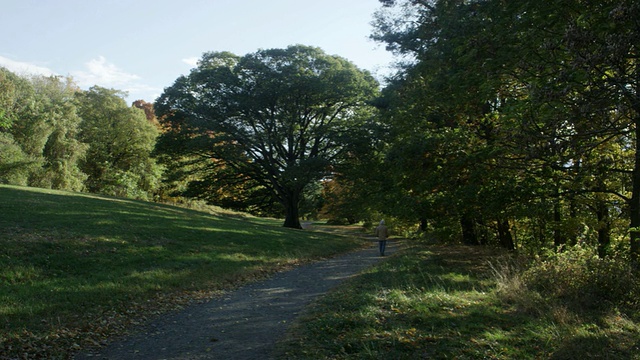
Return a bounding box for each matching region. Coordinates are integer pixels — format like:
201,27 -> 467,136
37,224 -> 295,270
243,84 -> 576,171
379,240 -> 387,255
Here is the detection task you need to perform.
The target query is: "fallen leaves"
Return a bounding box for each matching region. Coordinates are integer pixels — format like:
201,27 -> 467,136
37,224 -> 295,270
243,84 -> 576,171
0,287 -> 225,359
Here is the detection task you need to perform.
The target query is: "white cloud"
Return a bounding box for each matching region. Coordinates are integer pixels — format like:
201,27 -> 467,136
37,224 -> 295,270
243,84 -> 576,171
0,56 -> 57,77
125,83 -> 163,102
71,56 -> 141,88
70,56 -> 163,102
182,57 -> 199,67
0,55 -> 160,102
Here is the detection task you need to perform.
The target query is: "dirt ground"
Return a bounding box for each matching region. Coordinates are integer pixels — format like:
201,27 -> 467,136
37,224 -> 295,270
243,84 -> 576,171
74,233 -> 397,360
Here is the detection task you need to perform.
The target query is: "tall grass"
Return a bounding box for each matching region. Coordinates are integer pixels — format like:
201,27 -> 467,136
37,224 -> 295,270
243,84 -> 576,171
491,245 -> 640,358
276,242 -> 640,359
0,185 -> 363,359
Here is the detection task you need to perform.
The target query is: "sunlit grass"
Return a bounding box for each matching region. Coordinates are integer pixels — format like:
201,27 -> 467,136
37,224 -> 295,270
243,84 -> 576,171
0,184 -> 363,358
276,243 -> 640,359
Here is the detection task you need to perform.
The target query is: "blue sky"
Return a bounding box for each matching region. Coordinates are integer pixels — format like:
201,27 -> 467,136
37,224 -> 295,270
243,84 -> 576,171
0,0 -> 395,103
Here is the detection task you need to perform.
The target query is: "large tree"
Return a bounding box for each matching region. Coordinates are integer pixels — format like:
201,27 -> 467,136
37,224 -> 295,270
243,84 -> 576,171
0,68 -> 87,189
28,75 -> 87,190
0,68 -> 37,185
76,86 -> 162,200
155,45 -> 379,228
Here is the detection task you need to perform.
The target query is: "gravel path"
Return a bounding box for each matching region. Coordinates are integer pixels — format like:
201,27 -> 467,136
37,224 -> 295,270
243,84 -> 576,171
75,236 -> 397,360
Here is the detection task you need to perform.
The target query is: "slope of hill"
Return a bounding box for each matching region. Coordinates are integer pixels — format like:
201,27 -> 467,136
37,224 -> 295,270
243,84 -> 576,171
0,185 -> 362,358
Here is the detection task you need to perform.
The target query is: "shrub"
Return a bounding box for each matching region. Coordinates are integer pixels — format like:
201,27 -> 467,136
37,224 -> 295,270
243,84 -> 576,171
490,255 -> 550,317
522,245 -> 639,314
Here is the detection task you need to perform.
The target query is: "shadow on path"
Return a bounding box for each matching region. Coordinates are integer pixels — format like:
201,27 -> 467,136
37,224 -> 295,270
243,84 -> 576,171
75,237 -> 399,360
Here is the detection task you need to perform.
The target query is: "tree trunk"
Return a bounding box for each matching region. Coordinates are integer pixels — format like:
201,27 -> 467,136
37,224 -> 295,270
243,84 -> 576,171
553,196 -> 566,249
630,118 -> 640,261
460,215 -> 478,245
569,196 -> 578,246
596,200 -> 611,258
497,219 -> 515,251
282,191 -> 302,229
419,218 -> 428,232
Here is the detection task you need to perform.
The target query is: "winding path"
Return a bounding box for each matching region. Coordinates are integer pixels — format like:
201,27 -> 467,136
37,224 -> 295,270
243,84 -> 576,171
75,235 -> 397,360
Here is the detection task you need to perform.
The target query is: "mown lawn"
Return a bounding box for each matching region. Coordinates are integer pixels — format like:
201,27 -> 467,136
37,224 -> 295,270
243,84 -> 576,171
0,185 -> 363,359
276,243 -> 640,359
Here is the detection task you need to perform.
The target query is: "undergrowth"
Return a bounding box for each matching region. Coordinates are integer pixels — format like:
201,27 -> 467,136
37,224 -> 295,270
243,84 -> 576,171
276,242 -> 640,359
522,246 -> 639,314
492,245 -> 640,359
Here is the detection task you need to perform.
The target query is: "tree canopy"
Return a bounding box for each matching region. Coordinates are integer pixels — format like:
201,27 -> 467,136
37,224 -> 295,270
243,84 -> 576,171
0,68 -> 161,200
0,69 -> 87,189
368,0 -> 640,258
155,45 -> 379,228
76,86 -> 162,200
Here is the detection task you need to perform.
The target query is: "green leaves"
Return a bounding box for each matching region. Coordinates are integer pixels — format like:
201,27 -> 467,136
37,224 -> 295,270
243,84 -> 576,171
0,69 -> 88,190
155,45 -> 379,227
369,0 -> 640,254
76,86 -> 161,199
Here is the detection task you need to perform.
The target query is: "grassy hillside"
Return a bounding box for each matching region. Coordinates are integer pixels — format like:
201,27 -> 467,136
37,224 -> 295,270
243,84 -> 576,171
0,185 -> 363,358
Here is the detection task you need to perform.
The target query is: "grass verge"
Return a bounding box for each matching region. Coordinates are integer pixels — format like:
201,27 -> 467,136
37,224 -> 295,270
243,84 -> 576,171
275,242 -> 640,359
0,185 -> 363,359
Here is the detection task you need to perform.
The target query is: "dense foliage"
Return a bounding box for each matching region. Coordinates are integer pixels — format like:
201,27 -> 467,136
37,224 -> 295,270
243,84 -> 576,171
0,68 -> 161,199
357,0 -> 640,258
154,45 -> 379,228
76,87 -> 162,199
0,69 -> 86,189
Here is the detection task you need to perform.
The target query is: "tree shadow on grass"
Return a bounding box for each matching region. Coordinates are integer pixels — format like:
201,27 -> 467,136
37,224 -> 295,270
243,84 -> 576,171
278,244 -> 640,360
1,186 -> 366,359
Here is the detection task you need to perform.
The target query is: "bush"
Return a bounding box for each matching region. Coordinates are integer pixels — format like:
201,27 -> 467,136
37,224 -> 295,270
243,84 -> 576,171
490,254 -> 552,318
522,245 -> 639,313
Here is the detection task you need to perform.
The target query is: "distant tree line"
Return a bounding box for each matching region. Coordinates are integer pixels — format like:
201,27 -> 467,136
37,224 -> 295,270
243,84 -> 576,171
0,69 -> 161,200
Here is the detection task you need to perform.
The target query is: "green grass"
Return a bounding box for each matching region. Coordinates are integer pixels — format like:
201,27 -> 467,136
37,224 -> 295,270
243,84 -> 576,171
275,243 -> 640,359
0,185 -> 363,358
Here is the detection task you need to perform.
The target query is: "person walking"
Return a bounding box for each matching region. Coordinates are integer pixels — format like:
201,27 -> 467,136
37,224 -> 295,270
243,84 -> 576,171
374,220 -> 389,256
